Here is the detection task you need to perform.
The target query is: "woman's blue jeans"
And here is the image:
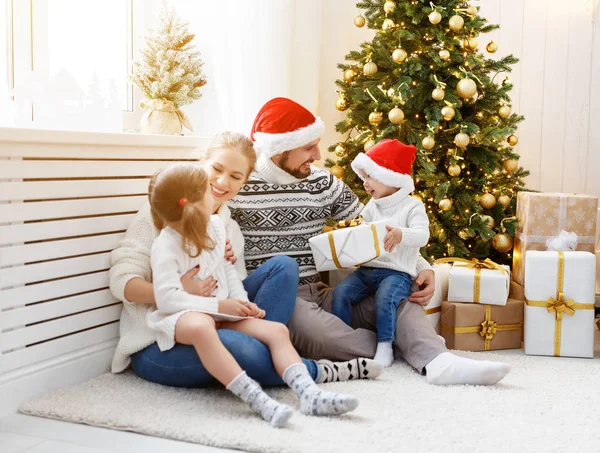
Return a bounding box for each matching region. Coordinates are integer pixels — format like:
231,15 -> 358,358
130,256 -> 321,387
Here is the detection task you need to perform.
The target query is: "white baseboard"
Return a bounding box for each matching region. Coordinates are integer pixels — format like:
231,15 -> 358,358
0,339 -> 118,418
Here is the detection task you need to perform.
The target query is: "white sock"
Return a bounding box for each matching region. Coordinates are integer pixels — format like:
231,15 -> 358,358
283,363 -> 359,416
373,341 -> 394,367
316,358 -> 383,383
227,371 -> 293,428
425,352 -> 511,386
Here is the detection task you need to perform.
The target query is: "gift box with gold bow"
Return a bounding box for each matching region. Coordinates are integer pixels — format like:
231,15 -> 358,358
440,299 -> 523,351
309,218 -> 390,272
437,258 -> 510,306
524,251 -> 596,358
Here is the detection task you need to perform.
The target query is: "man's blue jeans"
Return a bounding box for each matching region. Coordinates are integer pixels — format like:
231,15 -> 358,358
332,267 -> 412,343
131,256 -> 321,387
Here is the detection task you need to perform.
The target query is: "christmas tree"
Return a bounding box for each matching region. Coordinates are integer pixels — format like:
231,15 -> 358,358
131,7 -> 206,108
325,0 -> 528,264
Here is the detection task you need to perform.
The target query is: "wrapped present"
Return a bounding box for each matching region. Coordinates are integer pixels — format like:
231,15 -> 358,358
421,262 -> 452,333
509,280 -> 525,340
440,299 -> 523,351
513,192 -> 597,285
524,251 -> 596,358
309,219 -> 389,272
437,258 -> 510,306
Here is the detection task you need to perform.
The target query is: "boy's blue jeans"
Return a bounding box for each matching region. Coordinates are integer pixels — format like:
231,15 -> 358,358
131,256 -> 321,387
332,267 -> 413,343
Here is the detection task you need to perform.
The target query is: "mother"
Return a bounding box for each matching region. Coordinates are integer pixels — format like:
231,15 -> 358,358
109,131 -> 380,387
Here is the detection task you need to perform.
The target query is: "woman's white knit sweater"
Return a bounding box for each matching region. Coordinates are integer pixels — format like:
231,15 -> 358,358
109,202 -> 246,372
361,186 -> 430,278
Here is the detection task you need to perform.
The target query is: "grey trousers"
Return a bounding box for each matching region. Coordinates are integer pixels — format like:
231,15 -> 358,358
288,282 -> 447,374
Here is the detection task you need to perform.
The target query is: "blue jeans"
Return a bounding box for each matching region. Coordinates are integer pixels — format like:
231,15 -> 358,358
332,267 -> 413,343
131,256 -> 321,387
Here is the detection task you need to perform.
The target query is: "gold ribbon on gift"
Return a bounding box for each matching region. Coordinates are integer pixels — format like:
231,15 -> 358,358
327,223 -> 380,269
524,251 -> 595,356
441,304 -> 522,350
434,257 -> 508,303
333,216 -> 364,230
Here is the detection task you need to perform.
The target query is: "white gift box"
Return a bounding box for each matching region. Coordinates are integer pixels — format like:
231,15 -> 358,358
421,262 -> 452,333
524,251 -> 596,358
447,261 -> 510,306
309,220 -> 389,272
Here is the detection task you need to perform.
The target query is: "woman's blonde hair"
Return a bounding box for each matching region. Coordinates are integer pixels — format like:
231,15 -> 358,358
203,131 -> 257,178
149,164 -> 214,258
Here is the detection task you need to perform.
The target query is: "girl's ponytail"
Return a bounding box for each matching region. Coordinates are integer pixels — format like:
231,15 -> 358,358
180,201 -> 214,258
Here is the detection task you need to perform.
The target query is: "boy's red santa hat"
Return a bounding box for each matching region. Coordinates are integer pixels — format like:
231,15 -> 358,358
250,97 -> 325,158
351,139 -> 416,189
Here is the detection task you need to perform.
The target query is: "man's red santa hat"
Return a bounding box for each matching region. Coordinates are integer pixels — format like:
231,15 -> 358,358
351,139 -> 416,189
250,97 -> 325,158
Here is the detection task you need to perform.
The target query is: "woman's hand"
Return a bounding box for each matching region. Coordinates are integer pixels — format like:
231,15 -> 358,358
180,265 -> 218,297
408,269 -> 435,306
219,298 -> 253,317
224,239 -> 237,264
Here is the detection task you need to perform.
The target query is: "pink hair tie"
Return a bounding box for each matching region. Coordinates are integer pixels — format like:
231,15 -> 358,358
179,198 -> 188,207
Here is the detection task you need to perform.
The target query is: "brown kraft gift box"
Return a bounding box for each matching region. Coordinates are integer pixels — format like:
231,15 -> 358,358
440,299 -> 523,351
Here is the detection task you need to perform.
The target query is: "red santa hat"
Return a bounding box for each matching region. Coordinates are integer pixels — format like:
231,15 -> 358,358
250,97 -> 325,157
351,139 -> 416,189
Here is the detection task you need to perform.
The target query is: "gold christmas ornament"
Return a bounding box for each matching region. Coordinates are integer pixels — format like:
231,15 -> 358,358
481,215 -> 495,228
422,136 -> 436,150
387,88 -> 396,98
382,18 -> 395,30
507,135 -> 519,146
330,164 -> 344,179
432,87 -> 445,101
503,158 -> 518,174
466,5 -> 478,16
334,144 -> 347,158
463,37 -> 478,50
441,106 -> 456,121
498,105 -> 511,118
369,111 -> 384,126
449,15 -> 465,32
480,193 -> 496,209
498,194 -> 511,207
392,48 -> 408,63
384,1 -> 396,14
429,11 -> 442,25
454,132 -> 470,149
439,198 -> 453,211
388,107 -> 405,124
502,76 -> 512,86
439,49 -> 450,61
486,41 -> 498,53
354,14 -> 366,27
363,61 -> 378,76
448,164 -> 461,177
335,97 -> 349,111
493,233 -> 513,253
343,69 -> 356,83
457,78 -> 477,99
364,139 -> 376,151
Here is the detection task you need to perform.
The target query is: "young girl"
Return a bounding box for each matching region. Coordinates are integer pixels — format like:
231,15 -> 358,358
331,140 -> 430,367
147,163 -> 359,428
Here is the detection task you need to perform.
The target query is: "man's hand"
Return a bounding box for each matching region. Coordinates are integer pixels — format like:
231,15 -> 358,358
409,269 -> 435,306
180,266 -> 218,296
384,226 -> 403,252
219,299 -> 253,317
224,239 -> 237,264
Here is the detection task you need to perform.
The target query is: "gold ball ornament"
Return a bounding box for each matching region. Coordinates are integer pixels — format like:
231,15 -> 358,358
466,5 -> 478,16
343,69 -> 357,83
498,195 -> 511,207
454,132 -> 470,149
382,18 -> 395,30
369,111 -> 384,126
335,97 -> 349,111
354,14 -> 366,28
486,41 -> 498,53
503,158 -> 518,174
439,49 -> 450,61
429,11 -> 442,25
334,144 -> 347,158
463,37 -> 478,50
457,78 -> 478,99
481,215 -> 495,228
364,139 -> 376,151
448,164 -> 461,177
392,48 -> 408,63
492,233 -> 514,253
384,1 -> 396,14
330,165 -> 344,179
439,198 -> 453,211
432,87 -> 445,101
507,135 -> 519,146
498,105 -> 511,119
449,15 -> 465,32
480,193 -> 497,209
388,107 -> 405,124
363,61 -> 378,76
422,136 -> 435,150
441,106 -> 456,121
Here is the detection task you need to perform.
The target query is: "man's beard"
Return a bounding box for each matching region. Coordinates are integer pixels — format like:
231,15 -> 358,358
279,152 -> 312,179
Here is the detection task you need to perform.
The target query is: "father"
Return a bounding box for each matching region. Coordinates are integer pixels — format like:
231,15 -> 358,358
229,97 -> 511,385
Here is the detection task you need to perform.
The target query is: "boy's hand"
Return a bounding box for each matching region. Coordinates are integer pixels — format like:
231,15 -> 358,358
384,226 -> 403,252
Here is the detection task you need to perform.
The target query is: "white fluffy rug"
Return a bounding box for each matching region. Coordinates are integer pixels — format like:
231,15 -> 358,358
20,351 -> 600,453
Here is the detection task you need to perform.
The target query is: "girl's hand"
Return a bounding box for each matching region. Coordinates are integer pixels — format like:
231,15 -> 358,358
219,298 -> 252,317
246,302 -> 266,319
384,226 -> 403,252
180,266 -> 218,296
224,239 -> 237,264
